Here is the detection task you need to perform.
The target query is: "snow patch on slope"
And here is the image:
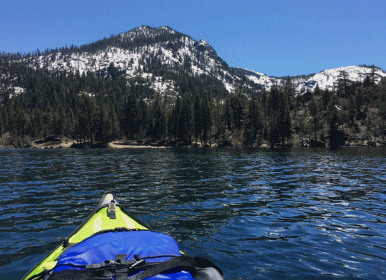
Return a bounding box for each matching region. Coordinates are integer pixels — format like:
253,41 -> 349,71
243,65 -> 386,92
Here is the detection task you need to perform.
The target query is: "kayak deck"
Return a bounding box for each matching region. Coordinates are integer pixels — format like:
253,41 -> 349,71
23,193 -> 150,280
23,193 -> 224,280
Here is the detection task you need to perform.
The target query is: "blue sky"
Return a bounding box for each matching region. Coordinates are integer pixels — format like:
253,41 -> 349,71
1,0 -> 385,77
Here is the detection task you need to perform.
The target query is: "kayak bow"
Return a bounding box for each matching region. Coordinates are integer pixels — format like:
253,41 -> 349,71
22,193 -> 224,280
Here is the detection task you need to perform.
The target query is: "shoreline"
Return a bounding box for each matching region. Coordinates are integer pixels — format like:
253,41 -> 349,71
108,141 -> 171,149
0,138 -> 383,150
0,143 -> 383,150
108,140 -> 219,149
0,139 -> 217,150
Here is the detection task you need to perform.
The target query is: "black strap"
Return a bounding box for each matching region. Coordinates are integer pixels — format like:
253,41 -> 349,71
115,254 -> 128,280
127,256 -> 223,280
49,269 -> 114,279
127,256 -> 195,280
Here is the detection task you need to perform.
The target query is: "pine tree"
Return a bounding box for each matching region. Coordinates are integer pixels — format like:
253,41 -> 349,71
77,93 -> 97,144
138,99 -> 148,140
51,112 -> 60,137
201,96 -> 212,145
168,98 -> 180,142
308,96 -> 319,145
244,93 -> 262,147
314,84 -> 321,96
337,70 -> 349,98
122,93 -> 139,140
266,86 -> 280,147
279,93 -> 292,147
212,99 -> 224,146
231,92 -> 243,130
266,86 -> 291,147
355,87 -> 364,119
179,95 -> 193,143
193,97 -> 202,144
371,64 -> 376,85
283,76 -> 295,111
327,95 -> 339,147
151,96 -> 165,141
347,95 -> 356,127
95,105 -> 107,145
224,96 -> 232,130
321,89 -> 331,111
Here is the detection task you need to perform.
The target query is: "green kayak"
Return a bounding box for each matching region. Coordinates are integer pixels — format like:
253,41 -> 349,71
22,193 -> 224,280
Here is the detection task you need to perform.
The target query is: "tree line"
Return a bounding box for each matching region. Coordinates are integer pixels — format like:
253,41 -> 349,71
1,59 -> 386,148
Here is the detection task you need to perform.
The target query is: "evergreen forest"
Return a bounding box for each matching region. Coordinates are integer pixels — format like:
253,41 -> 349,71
1,54 -> 386,149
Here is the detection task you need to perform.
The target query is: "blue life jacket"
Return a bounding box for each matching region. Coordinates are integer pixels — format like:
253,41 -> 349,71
52,230 -> 194,280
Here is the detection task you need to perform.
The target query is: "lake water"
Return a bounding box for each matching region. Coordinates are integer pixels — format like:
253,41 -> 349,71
0,148 -> 385,279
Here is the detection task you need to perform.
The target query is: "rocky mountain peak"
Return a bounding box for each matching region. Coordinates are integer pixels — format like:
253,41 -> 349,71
118,25 -> 177,41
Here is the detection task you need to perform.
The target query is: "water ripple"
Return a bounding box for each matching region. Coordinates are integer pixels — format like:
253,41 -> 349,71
0,148 -> 386,279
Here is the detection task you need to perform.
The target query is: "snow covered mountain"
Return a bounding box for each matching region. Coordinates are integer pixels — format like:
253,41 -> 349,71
21,25 -> 250,96
12,25 -> 386,96
238,65 -> 386,93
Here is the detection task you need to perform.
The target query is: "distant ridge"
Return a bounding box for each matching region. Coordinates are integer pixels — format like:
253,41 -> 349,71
234,65 -> 386,92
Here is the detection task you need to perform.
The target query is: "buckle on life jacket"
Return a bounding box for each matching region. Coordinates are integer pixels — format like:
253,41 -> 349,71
85,254 -> 136,269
